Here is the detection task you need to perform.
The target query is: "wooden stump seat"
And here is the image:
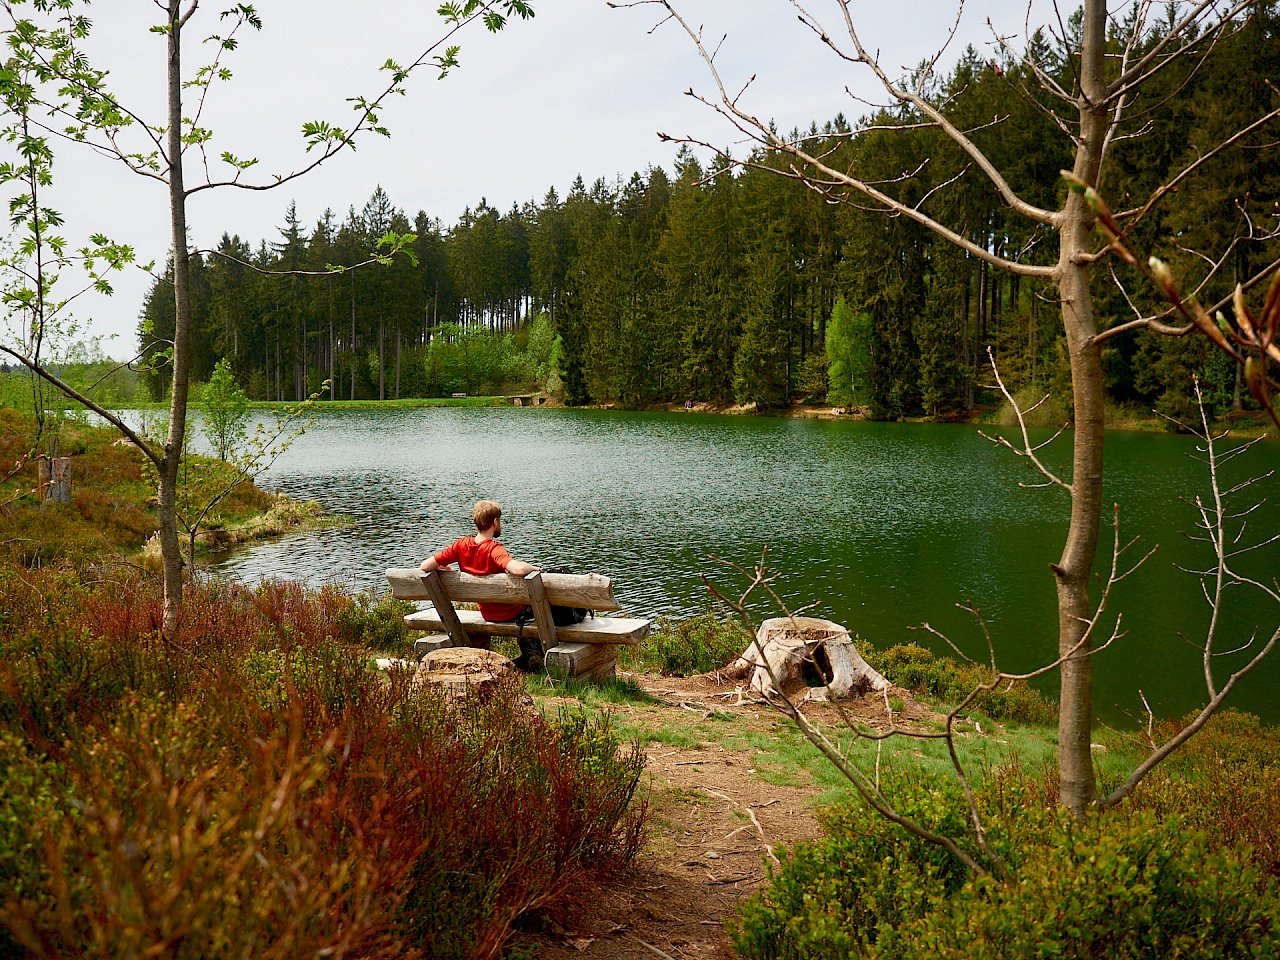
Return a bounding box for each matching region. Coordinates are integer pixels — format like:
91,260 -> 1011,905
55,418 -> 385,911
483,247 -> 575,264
385,567 -> 651,681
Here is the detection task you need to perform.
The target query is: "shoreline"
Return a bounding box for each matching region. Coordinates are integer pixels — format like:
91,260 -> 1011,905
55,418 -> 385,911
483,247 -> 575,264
581,398 -> 1279,437
101,394 -> 1274,436
185,496 -> 344,556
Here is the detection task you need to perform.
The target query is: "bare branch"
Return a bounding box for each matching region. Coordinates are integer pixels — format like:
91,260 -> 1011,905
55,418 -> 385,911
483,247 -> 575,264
811,0 -> 1057,226
1107,0 -> 1248,99
640,0 -> 1058,276
977,347 -> 1072,492
0,346 -> 162,469
1115,105 -> 1280,230
1099,381 -> 1278,809
701,553 -> 990,876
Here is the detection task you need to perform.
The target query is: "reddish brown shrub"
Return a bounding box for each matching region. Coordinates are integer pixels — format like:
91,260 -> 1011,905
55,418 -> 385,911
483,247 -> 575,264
0,573 -> 647,959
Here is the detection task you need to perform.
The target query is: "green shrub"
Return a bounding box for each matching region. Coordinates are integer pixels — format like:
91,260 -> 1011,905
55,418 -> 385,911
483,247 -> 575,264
732,772 -> 976,959
864,641 -> 1056,725
876,816 -> 1278,960
733,770 -> 1280,960
619,611 -> 746,676
332,590 -> 417,654
1108,709 -> 1280,877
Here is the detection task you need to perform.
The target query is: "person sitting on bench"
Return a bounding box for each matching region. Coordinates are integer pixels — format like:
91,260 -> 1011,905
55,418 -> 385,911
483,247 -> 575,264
420,499 -> 544,671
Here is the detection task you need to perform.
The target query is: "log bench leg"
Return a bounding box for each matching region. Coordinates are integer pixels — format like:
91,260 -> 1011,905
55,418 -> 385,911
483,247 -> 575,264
545,642 -> 619,682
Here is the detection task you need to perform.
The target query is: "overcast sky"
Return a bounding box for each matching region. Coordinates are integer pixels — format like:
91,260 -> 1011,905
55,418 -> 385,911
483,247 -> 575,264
25,0 -> 1047,355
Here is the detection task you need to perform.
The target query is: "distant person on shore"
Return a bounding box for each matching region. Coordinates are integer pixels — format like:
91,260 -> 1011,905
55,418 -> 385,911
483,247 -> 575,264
420,499 -> 544,670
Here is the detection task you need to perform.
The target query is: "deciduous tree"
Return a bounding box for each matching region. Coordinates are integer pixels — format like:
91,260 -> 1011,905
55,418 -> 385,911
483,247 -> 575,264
0,0 -> 533,636
619,0 -> 1280,816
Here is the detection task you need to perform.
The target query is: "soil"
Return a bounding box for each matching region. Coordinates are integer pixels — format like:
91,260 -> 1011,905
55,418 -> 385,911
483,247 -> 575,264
518,669 -> 937,959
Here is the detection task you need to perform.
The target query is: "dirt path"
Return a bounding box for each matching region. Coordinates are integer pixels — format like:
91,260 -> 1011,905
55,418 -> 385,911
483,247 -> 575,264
521,671 -> 934,958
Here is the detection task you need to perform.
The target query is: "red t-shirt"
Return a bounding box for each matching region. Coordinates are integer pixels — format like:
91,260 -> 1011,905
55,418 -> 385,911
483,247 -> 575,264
433,536 -> 524,622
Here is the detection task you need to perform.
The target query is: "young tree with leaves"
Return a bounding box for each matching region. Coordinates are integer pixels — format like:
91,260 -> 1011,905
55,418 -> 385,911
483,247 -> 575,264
201,356 -> 249,462
1,0 -> 533,637
825,296 -> 872,409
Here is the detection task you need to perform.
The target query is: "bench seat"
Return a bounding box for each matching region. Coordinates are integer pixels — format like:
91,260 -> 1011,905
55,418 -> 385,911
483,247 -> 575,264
386,567 -> 650,681
403,608 -> 650,646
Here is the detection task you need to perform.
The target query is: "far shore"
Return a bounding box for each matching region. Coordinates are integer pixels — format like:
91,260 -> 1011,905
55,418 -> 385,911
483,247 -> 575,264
108,393 -> 1276,437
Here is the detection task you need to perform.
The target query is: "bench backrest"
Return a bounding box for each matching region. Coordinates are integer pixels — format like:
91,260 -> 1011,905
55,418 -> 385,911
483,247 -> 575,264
384,568 -> 620,612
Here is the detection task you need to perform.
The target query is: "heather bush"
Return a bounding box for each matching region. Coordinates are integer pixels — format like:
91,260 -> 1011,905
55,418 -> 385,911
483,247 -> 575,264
732,767 -> 1280,960
1108,709 -> 1280,877
863,641 -> 1057,725
333,589 -> 418,654
0,569 -> 646,959
620,610 -> 745,676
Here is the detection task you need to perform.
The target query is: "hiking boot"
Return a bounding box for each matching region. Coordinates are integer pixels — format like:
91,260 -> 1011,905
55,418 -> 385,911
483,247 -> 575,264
513,638 -> 543,673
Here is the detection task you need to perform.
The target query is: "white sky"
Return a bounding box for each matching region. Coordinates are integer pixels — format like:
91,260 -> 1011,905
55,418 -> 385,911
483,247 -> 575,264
25,0 -> 1045,356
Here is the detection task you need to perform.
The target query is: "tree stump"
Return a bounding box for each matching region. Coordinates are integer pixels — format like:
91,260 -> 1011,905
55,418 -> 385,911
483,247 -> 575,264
725,616 -> 889,703
37,456 -> 72,504
411,647 -> 516,698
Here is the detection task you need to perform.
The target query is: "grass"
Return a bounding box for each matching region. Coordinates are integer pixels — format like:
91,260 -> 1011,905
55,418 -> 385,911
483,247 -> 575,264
249,395 -> 511,409
529,671 -> 654,705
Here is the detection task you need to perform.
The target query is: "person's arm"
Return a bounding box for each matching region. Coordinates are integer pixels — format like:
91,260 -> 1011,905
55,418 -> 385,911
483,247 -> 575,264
421,541 -> 457,573
491,542 -> 536,577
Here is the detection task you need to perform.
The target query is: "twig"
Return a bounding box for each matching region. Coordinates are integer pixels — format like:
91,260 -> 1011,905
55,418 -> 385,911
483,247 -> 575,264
631,937 -> 678,960
747,807 -> 781,865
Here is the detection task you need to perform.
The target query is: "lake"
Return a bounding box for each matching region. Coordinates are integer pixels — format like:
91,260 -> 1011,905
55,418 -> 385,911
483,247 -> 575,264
203,406 -> 1280,724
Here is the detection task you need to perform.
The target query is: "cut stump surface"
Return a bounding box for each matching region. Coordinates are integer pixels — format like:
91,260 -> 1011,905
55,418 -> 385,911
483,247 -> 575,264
412,647 -> 515,698
725,616 -> 889,702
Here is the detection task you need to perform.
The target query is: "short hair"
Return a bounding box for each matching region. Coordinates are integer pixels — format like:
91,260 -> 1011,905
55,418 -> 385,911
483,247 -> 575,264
473,499 -> 502,531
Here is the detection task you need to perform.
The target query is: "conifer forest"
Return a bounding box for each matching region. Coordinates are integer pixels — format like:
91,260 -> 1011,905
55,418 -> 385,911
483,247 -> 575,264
139,9 -> 1280,420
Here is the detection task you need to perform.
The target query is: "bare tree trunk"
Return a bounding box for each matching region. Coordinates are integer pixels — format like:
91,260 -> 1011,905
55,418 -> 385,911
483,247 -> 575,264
961,264 -> 973,409
298,309 -> 306,401
160,0 -> 191,638
350,272 -> 356,401
977,256 -> 987,350
1029,294 -> 1038,385
1053,0 -> 1110,818
328,275 -> 335,400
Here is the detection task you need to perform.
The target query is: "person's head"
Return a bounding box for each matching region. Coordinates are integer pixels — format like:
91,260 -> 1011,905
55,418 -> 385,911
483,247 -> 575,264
472,499 -> 502,535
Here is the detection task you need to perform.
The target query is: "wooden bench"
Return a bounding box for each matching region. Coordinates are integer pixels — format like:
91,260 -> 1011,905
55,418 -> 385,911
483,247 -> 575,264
384,568 -> 651,681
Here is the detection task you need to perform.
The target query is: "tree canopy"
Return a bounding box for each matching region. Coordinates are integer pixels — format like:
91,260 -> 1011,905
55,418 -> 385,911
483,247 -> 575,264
146,5 -> 1278,417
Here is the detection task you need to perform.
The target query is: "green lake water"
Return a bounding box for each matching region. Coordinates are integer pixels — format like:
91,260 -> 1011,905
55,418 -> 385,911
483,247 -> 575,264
206,407 -> 1280,724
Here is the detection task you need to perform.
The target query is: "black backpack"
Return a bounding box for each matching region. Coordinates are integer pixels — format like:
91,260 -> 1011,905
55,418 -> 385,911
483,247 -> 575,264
546,565 -> 589,626
513,566 -> 590,635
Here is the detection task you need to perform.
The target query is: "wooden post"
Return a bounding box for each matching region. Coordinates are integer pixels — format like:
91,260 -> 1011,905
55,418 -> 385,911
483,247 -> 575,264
422,569 -> 470,649
37,456 -> 72,504
524,570 -> 558,652
545,642 -> 618,682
